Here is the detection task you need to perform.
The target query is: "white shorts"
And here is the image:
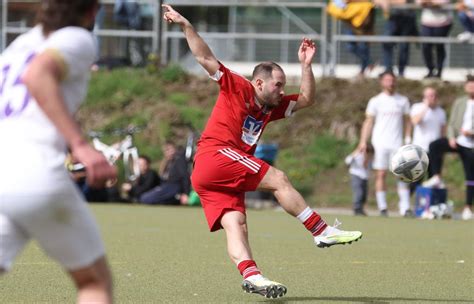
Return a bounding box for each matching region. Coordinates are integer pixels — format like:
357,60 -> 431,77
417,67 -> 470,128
372,147 -> 397,170
0,180 -> 105,272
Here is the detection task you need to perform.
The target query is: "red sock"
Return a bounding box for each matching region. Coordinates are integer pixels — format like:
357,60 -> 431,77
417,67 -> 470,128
237,260 -> 261,279
303,212 -> 327,236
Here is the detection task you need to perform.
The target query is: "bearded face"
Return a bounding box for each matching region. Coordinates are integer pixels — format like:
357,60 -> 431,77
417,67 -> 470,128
257,70 -> 286,109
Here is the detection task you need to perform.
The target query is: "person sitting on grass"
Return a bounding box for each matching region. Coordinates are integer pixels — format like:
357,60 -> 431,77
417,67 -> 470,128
139,141 -> 191,205
121,155 -> 160,202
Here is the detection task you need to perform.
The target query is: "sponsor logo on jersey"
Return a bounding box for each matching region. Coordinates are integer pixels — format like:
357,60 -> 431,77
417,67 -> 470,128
241,115 -> 262,146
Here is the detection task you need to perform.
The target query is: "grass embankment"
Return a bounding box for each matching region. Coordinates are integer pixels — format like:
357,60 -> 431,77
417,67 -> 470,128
79,67 -> 466,210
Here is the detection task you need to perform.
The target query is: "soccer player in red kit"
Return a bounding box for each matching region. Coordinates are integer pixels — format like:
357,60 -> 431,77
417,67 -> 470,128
163,4 -> 362,299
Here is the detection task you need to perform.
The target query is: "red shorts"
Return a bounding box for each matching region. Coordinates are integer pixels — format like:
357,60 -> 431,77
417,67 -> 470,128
191,147 -> 270,232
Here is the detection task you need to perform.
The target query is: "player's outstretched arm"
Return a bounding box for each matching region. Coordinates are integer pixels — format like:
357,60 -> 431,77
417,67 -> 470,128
162,4 -> 219,75
22,51 -> 117,188
294,38 -> 316,111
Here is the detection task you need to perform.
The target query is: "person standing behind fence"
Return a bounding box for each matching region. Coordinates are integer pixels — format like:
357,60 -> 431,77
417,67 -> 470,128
345,144 -> 374,216
0,1 -> 116,303
376,0 -> 418,77
410,86 -> 446,192
358,71 -> 412,216
417,0 -> 453,79
456,0 -> 474,41
326,0 -> 376,78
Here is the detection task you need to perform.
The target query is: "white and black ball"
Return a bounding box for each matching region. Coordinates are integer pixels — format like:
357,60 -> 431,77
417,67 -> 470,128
390,144 -> 429,183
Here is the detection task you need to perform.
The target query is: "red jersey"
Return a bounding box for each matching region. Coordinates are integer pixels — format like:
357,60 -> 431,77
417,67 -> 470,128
197,63 -> 298,156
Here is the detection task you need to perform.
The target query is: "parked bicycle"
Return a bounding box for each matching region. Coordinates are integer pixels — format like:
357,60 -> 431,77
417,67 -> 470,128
71,126 -> 141,182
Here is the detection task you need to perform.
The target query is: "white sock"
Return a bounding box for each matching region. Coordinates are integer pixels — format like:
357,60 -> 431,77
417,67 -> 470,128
296,206 -> 313,223
376,191 -> 387,211
397,182 -> 411,215
246,274 -> 264,283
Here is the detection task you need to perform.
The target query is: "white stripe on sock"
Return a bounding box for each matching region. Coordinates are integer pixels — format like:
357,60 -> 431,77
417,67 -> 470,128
296,206 -> 313,223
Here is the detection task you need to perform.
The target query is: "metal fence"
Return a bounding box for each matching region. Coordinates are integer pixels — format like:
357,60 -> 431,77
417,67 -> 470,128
1,0 -> 162,65
1,0 -> 473,76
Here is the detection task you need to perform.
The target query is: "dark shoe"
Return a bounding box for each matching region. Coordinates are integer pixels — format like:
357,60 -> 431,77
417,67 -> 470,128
354,209 -> 367,216
424,71 -> 435,79
380,209 -> 388,217
404,209 -> 414,218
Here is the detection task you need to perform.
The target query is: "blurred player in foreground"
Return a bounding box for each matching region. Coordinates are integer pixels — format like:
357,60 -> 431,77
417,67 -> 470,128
0,1 -> 116,303
163,4 -> 362,299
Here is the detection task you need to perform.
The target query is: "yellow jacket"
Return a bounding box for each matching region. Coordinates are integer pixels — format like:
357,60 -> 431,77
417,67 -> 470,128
327,1 -> 375,28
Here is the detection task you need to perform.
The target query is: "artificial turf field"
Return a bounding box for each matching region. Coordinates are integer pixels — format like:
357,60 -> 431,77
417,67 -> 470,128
0,204 -> 472,303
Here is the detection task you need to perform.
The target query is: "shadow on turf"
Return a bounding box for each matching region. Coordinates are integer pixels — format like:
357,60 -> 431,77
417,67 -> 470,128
260,296 -> 473,303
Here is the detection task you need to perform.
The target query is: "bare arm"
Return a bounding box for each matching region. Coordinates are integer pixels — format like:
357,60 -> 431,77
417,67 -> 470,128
22,50 -> 116,188
294,38 -> 316,111
411,104 -> 429,125
404,114 -> 412,143
162,4 -> 219,75
358,115 -> 374,152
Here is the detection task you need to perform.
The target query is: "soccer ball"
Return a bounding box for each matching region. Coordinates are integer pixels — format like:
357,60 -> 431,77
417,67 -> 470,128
390,144 -> 429,183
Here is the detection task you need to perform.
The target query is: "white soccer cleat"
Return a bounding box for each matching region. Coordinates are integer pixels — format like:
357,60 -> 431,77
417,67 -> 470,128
314,221 -> 362,248
242,276 -> 287,299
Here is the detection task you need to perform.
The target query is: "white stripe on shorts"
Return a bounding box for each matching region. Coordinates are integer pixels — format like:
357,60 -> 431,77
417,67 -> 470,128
218,148 -> 261,173
222,148 -> 261,171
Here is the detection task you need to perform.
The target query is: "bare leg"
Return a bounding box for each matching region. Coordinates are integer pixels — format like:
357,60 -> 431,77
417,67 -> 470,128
256,165 -> 361,249
69,256 -> 113,304
257,166 -> 308,216
221,211 -> 253,265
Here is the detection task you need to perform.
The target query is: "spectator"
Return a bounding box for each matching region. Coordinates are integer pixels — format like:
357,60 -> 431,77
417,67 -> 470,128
456,0 -> 474,41
417,0 -> 453,79
376,0 -> 418,77
91,3 -> 105,71
121,155 -> 160,202
358,71 -> 412,216
66,152 -> 118,202
423,75 -> 474,220
345,144 -> 374,216
327,0 -> 376,78
0,1 -> 116,302
139,142 -> 191,205
410,86 -> 446,192
114,0 -> 142,30
114,0 -> 145,66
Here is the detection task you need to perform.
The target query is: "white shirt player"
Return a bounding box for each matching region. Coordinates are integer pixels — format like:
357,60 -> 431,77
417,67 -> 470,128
0,25 -> 96,192
366,92 -> 411,149
410,102 -> 446,152
0,26 -> 104,272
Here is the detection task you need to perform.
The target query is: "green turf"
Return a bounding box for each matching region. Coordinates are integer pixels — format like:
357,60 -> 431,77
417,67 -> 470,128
1,204 -> 472,303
